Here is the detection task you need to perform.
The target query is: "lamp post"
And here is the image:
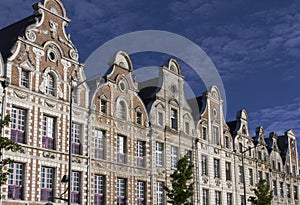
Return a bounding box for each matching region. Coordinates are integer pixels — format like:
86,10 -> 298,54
240,143 -> 262,205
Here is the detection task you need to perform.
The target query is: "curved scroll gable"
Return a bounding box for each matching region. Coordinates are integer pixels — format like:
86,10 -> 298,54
165,58 -> 182,75
109,51 -> 133,72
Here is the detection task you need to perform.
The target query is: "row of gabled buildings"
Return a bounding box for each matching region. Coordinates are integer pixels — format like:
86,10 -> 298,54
0,0 -> 299,205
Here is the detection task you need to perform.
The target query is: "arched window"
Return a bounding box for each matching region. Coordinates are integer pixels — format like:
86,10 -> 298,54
117,101 -> 127,120
45,73 -> 55,96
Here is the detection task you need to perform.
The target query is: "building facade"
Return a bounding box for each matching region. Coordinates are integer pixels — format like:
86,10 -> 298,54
0,0 -> 299,205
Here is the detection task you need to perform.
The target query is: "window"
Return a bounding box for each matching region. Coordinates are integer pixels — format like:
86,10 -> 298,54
117,135 -> 126,163
41,167 -> 54,201
157,182 -> 164,205
137,181 -> 145,205
46,73 -> 55,96
185,150 -> 192,162
238,143 -> 243,153
293,165 -> 297,176
170,108 -> 178,130
72,89 -> 78,104
239,166 -> 244,183
10,107 -> 26,143
171,146 -> 178,168
8,163 -> 24,200
258,171 -> 262,181
273,180 -> 277,196
214,158 -> 220,178
202,155 -> 208,175
272,160 -> 276,170
71,171 -> 80,204
136,112 -> 142,125
42,115 -> 55,149
280,182 -> 284,197
100,99 -> 107,114
71,123 -> 81,154
95,130 -> 105,159
215,191 -> 221,205
265,173 -> 269,185
158,112 -> 163,126
20,70 -> 29,88
278,162 -> 281,171
156,142 -> 164,166
185,122 -> 190,134
202,127 -> 207,140
257,151 -> 262,160
117,178 -> 126,205
240,195 -> 245,205
287,184 -> 291,198
248,146 -> 252,156
213,126 -> 219,145
249,168 -> 253,186
294,186 -> 298,200
117,101 -> 126,120
203,189 -> 209,205
225,136 -> 230,148
136,140 -> 145,167
225,162 -> 231,181
94,175 -> 105,205
227,193 -> 232,205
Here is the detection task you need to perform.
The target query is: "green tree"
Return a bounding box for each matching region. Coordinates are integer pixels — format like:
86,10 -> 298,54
0,115 -> 22,187
248,179 -> 273,205
165,155 -> 194,205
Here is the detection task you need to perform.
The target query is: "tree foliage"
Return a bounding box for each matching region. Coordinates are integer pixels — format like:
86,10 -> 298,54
248,179 -> 273,205
165,155 -> 194,205
0,115 -> 22,187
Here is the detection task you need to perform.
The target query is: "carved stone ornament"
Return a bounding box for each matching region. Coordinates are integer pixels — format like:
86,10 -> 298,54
227,181 -> 232,188
25,30 -> 37,42
214,148 -> 220,154
72,157 -> 81,163
225,152 -> 231,158
45,99 -> 57,108
17,45 -> 35,66
49,20 -> 58,39
43,151 -> 55,159
215,178 -> 221,186
69,49 -> 79,60
202,176 -> 209,184
14,90 -> 28,99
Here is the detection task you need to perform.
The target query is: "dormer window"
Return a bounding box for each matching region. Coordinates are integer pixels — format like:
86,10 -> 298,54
100,99 -> 107,114
46,74 -> 55,96
20,70 -> 29,88
136,112 -> 142,125
170,108 -> 178,130
117,101 -> 127,120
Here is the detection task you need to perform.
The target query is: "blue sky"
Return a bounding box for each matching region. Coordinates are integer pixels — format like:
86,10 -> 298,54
1,0 -> 300,141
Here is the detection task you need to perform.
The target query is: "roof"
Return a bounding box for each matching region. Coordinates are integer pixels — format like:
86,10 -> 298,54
227,120 -> 238,136
187,96 -> 203,121
0,15 -> 37,60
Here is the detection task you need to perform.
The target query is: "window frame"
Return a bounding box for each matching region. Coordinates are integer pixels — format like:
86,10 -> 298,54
71,122 -> 81,155
214,158 -> 220,178
45,73 -> 55,96
8,163 -> 24,200
170,108 -> 178,130
156,142 -> 164,166
94,175 -> 105,205
71,171 -> 81,204
41,166 -> 54,202
170,146 -> 179,168
137,181 -> 145,205
116,178 -> 126,205
157,181 -> 164,205
95,129 -> 105,159
42,115 -> 55,150
20,70 -> 30,88
10,107 -> 26,144
136,140 -> 145,167
116,135 -> 126,164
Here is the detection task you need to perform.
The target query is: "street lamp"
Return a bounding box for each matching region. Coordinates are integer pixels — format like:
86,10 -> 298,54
240,142 -> 263,205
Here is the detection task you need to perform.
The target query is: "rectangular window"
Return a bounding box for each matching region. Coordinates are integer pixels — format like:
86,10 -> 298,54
225,136 -> 230,148
213,126 -> 219,145
225,162 -> 231,181
272,160 -> 276,170
215,191 -> 221,205
287,184 -> 291,198
257,151 -> 262,160
136,112 -> 142,125
203,189 -> 209,205
137,181 -> 145,205
227,193 -> 232,205
293,165 -> 297,176
185,122 -> 190,134
156,142 -> 164,166
71,123 -> 81,154
95,130 -> 105,159
185,150 -> 192,162
100,99 -> 107,114
117,135 -> 126,163
202,126 -> 207,140
238,143 -> 243,153
94,175 -> 105,205
239,166 -> 244,183
273,180 -> 277,196
249,168 -> 253,186
202,155 -> 208,175
214,158 -> 220,178
241,195 -> 245,205
171,146 -> 178,168
265,173 -> 269,185
158,112 -> 163,126
136,140 -> 145,167
157,182 -> 164,205
20,70 -> 29,88
117,178 -> 126,205
170,108 -> 178,130
8,163 -> 24,200
280,182 -> 284,197
71,171 -> 80,204
278,162 -> 281,171
258,171 -> 262,181
248,146 -> 252,156
42,115 -> 55,149
10,107 -> 26,143
294,186 -> 298,200
41,167 -> 54,201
